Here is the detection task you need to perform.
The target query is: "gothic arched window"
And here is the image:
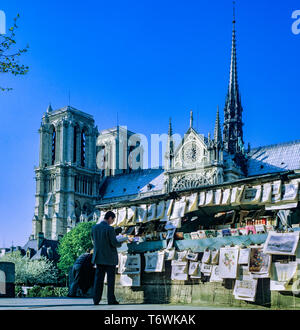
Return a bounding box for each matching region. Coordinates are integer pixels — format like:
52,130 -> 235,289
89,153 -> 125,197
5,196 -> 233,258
51,127 -> 56,165
81,129 -> 86,167
73,126 -> 78,163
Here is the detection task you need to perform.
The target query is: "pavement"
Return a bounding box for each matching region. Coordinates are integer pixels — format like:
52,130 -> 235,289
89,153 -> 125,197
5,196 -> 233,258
0,298 -> 260,310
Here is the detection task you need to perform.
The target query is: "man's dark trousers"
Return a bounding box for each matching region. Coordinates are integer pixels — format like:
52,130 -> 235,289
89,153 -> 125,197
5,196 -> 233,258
93,264 -> 117,304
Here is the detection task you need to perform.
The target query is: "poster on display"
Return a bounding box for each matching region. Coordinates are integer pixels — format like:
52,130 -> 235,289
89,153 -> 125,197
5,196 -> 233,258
211,250 -> 219,265
118,254 -> 128,274
136,205 -> 147,223
281,182 -> 299,203
126,206 -> 137,225
186,252 -> 198,261
120,274 -> 141,287
263,232 -> 300,256
221,189 -> 231,205
261,183 -> 272,204
214,189 -> 222,205
233,279 -> 258,302
201,263 -> 212,276
187,193 -> 198,212
164,249 -> 176,261
156,201 -> 166,220
123,254 -> 141,275
241,186 -> 262,205
205,190 -> 214,206
117,208 -> 127,226
176,250 -> 188,261
270,262 -> 298,291
147,204 -> 157,222
198,192 -> 206,206
170,198 -> 186,220
238,248 -> 250,265
210,265 -> 223,283
189,262 -> 200,276
202,250 -> 211,264
271,181 -> 282,203
171,261 -> 188,281
249,248 -> 271,278
219,247 -> 239,279
144,251 -> 165,273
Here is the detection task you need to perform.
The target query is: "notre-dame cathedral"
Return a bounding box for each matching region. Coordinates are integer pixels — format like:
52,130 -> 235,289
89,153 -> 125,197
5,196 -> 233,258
31,16 -> 300,242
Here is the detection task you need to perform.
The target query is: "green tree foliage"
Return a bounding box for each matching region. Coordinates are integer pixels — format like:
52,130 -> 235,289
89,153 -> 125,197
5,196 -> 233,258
0,14 -> 29,91
0,251 -> 59,285
57,222 -> 95,275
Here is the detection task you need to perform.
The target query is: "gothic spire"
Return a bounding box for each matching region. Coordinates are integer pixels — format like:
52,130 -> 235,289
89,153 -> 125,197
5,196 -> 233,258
223,0 -> 244,155
166,117 -> 174,170
168,117 -> 173,137
46,103 -> 53,113
190,110 -> 194,129
214,106 -> 222,144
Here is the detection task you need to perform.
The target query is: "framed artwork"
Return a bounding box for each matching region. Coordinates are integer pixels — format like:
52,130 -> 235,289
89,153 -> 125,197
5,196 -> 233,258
190,263 -> 202,279
144,251 -> 165,273
246,225 -> 256,235
222,229 -> 231,237
249,248 -> 271,278
219,247 -> 239,279
238,248 -> 250,265
263,232 -> 300,256
120,274 -> 141,287
238,228 -> 248,236
171,261 -> 188,281
210,265 -> 223,283
123,254 -> 141,275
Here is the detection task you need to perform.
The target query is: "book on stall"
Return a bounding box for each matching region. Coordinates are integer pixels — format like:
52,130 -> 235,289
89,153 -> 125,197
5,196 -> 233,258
230,229 -> 240,237
238,228 -> 248,236
116,235 -> 129,243
197,230 -> 207,239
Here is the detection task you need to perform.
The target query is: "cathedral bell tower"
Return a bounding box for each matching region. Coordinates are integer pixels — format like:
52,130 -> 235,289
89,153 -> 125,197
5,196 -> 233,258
32,105 -> 99,240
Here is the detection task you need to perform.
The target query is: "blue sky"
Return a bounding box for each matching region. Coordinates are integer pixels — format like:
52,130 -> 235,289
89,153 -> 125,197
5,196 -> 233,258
0,0 -> 300,247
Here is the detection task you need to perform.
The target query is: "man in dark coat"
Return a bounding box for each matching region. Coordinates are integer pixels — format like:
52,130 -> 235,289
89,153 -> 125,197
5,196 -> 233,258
68,249 -> 95,297
91,211 -> 127,305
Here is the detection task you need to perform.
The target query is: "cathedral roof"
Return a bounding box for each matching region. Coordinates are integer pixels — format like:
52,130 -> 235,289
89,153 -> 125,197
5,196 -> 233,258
247,140 -> 300,177
100,168 -> 164,201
